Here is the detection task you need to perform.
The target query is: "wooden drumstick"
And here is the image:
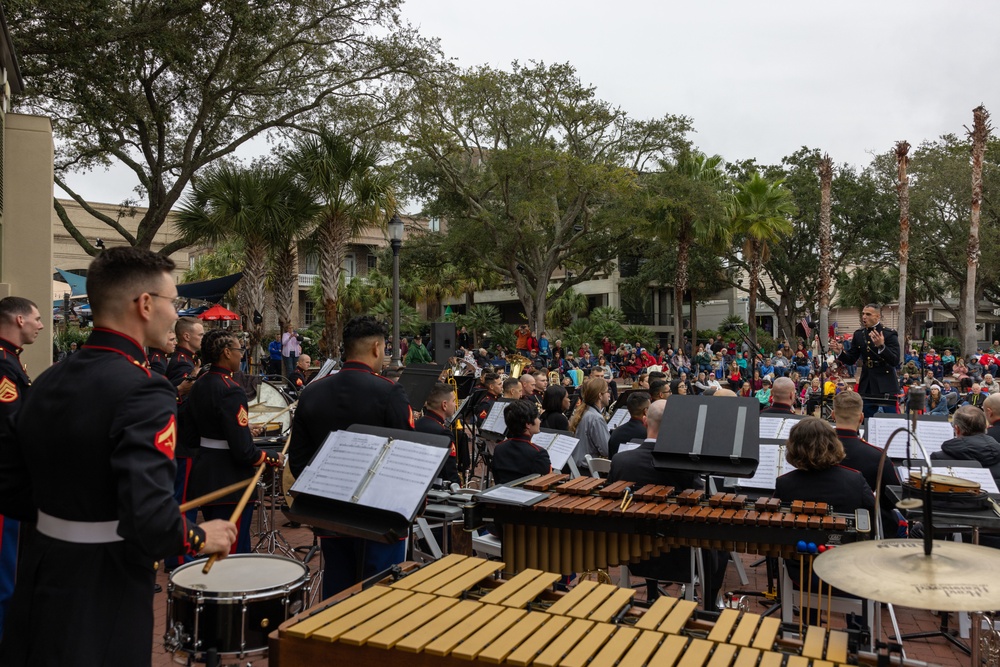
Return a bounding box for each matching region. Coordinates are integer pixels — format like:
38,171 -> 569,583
249,400 -> 297,428
798,553 -> 805,637
179,478 -> 255,513
202,425 -> 293,574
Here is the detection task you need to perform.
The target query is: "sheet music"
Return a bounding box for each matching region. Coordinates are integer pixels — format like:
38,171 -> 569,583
758,416 -> 800,441
617,442 -> 642,455
867,417 -> 950,458
737,444 -> 783,490
607,408 -> 630,432
478,485 -> 548,505
357,439 -> 449,519
290,431 -> 385,501
481,401 -> 509,434
531,432 -> 579,471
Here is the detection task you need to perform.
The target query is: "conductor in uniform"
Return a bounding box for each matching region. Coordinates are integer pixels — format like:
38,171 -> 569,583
290,315 -> 415,598
831,303 -> 900,418
0,246 -> 236,666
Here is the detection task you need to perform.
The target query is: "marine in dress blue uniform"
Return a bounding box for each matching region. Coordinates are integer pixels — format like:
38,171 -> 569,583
0,248 -> 235,667
833,304 -> 900,418
290,316 -> 414,599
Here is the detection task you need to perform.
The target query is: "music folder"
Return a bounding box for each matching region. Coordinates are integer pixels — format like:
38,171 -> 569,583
285,424 -> 451,543
651,395 -> 760,477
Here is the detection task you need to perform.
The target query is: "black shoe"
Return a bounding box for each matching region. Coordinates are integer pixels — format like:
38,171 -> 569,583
154,583 -> 162,593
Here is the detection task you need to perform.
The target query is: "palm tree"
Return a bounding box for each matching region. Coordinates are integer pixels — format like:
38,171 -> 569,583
285,131 -> 396,357
964,106 -> 991,356
817,154 -> 833,349
728,173 -> 796,348
895,141 -> 911,341
177,164 -> 315,350
671,152 -> 728,349
834,266 -> 897,311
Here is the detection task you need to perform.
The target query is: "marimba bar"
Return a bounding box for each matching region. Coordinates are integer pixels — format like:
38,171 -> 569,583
467,475 -> 864,574
270,555 -> 914,667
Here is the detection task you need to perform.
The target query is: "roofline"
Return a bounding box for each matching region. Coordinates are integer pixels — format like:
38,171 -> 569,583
0,4 -> 24,95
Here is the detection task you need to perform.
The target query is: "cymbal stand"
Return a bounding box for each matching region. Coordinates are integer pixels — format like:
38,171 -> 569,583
252,464 -> 297,559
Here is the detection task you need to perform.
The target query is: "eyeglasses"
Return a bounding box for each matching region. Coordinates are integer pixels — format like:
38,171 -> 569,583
134,292 -> 186,310
229,346 -> 244,352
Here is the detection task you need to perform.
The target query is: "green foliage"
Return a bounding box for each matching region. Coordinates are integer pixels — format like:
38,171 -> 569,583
931,336 -> 962,355
55,327 -> 89,351
697,329 -> 719,341
369,299 -> 424,337
464,304 -> 502,346
11,0 -> 436,255
546,288 -> 590,330
561,318 -> 594,355
485,323 -> 517,354
622,325 -> 658,350
406,60 -> 692,330
833,266 -> 897,311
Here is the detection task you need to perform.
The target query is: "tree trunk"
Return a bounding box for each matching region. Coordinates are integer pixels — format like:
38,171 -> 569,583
818,154 -> 833,349
689,288 -> 698,350
748,242 -> 760,349
895,141 -> 911,342
531,288 -> 549,339
272,243 -> 298,333
243,242 -> 268,352
675,235 -> 690,350
964,106 -> 990,356
316,215 -> 352,358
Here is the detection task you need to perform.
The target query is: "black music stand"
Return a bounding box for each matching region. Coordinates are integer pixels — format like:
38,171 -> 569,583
285,424 -> 451,543
652,395 -> 760,477
399,363 -> 445,411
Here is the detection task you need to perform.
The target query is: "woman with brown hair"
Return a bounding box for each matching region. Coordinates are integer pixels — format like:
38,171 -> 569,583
568,377 -> 611,471
774,417 -> 875,515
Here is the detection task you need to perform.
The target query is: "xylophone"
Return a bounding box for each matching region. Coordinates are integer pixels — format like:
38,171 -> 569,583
270,554 -> 925,667
464,474 -> 868,575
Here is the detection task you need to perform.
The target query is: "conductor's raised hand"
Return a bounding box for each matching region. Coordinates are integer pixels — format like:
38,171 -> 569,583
199,519 -> 237,558
869,328 -> 885,349
829,339 -> 843,355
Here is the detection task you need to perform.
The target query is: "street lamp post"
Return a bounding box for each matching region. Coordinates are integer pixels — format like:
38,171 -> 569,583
388,214 -> 404,368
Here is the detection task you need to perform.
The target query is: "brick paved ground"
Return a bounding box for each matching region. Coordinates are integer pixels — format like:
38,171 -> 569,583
150,505 -> 970,666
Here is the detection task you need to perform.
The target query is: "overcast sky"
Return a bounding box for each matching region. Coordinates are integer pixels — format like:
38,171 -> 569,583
64,0 -> 1000,207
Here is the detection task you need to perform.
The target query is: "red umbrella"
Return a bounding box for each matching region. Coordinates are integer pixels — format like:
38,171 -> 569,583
198,304 -> 240,321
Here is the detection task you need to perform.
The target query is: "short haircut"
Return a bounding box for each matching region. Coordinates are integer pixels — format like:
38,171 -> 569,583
481,372 -> 500,387
649,379 -> 669,398
519,374 -> 536,387
864,303 -> 882,314
201,328 -> 237,364
505,399 -> 538,437
0,296 -> 37,325
175,316 -> 202,340
833,390 -> 863,420
772,376 -> 796,401
954,405 -> 988,436
626,391 -> 651,418
343,315 -> 386,358
648,371 -> 667,382
532,370 -> 547,381
502,377 -> 521,394
542,385 -> 568,413
86,246 -> 176,316
424,382 -> 454,410
646,399 -> 666,432
785,417 -> 844,471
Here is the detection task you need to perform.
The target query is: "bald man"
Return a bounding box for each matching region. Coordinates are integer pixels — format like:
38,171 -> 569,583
762,377 -> 797,414
985,393 -> 1000,442
608,399 -> 728,608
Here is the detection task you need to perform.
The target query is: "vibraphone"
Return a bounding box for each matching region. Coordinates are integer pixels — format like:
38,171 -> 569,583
270,554 -> 921,667
464,474 -> 867,575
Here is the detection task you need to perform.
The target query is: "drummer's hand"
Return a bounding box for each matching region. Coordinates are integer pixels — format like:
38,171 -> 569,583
177,376 -> 196,398
250,424 -> 264,437
199,520 -> 237,557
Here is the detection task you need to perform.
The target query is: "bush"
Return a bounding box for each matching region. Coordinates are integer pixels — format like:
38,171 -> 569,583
622,324 -> 657,350
930,336 -> 961,355
55,327 -> 89,351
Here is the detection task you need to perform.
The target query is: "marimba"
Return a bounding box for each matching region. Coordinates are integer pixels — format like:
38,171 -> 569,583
464,474 -> 868,575
270,554 -> 920,667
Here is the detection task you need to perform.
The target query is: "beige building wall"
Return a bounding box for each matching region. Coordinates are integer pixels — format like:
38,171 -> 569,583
54,199 -> 192,283
2,113 -> 54,376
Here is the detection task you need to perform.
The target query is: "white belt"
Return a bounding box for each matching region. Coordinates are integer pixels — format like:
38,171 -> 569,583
37,511 -> 122,544
201,437 -> 229,450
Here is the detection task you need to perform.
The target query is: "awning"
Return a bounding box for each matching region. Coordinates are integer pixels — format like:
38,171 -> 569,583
55,268 -> 88,297
198,304 -> 240,321
177,272 -> 243,303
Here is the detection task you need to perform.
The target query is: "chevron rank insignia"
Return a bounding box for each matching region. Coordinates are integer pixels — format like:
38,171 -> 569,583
0,377 -> 17,403
237,405 -> 249,428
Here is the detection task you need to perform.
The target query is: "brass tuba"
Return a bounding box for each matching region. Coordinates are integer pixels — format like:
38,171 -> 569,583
508,353 -> 532,378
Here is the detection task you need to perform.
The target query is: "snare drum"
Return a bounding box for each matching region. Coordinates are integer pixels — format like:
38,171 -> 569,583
164,553 -> 310,660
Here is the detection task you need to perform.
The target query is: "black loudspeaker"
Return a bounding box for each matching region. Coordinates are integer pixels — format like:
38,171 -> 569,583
431,322 -> 457,365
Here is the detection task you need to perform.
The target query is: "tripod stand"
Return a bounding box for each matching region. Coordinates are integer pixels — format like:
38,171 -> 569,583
252,463 -> 297,558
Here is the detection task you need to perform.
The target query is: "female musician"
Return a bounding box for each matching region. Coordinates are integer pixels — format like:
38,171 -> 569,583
568,377 -> 611,470
185,329 -> 281,553
492,399 -> 552,484
540,385 -> 571,430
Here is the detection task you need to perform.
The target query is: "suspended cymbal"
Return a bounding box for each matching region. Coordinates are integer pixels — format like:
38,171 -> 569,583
813,539 -> 1000,611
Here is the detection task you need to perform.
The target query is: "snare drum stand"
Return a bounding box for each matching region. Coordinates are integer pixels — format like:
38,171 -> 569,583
252,464 -> 297,559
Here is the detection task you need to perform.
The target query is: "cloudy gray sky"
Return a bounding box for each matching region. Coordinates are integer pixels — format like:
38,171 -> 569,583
64,0 -> 1000,206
